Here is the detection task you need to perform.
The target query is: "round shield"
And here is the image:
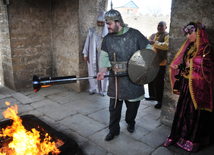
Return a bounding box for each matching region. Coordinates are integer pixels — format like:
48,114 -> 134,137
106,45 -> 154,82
128,49 -> 159,85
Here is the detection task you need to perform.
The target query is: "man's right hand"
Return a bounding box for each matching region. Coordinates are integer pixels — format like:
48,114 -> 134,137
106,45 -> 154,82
96,72 -> 105,80
84,57 -> 88,63
97,67 -> 107,80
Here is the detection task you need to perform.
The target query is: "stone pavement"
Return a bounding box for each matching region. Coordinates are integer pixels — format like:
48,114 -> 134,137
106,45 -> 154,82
0,85 -> 214,155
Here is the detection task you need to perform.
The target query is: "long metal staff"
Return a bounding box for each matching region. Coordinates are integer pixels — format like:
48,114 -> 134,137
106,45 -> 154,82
32,74 -> 127,92
33,49 -> 160,92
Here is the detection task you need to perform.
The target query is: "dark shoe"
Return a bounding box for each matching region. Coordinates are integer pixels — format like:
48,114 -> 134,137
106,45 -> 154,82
145,97 -> 156,101
105,133 -> 119,141
127,125 -> 135,133
154,102 -> 162,109
89,91 -> 95,95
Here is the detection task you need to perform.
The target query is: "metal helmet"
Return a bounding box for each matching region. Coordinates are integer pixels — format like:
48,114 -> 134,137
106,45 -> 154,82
104,9 -> 127,27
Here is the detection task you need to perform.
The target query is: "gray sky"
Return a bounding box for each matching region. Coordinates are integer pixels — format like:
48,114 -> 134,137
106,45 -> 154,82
108,0 -> 172,15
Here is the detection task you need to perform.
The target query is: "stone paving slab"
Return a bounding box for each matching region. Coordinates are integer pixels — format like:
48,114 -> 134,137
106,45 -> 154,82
146,112 -> 161,120
1,85 -> 214,155
59,114 -> 106,137
21,109 -> 44,117
37,102 -> 77,121
11,92 -> 34,104
137,115 -> 161,131
26,93 -> 45,102
120,120 -> 150,141
0,98 -> 21,108
82,92 -> 110,104
0,94 -> 6,99
58,128 -> 108,155
47,91 -> 85,104
140,125 -> 171,149
88,129 -> 155,155
34,85 -> 68,97
30,99 -> 57,109
152,147 -> 172,155
17,104 -> 35,114
0,86 -> 15,95
80,140 -> 108,155
38,115 -> 59,130
63,98 -> 106,115
88,108 -> 109,126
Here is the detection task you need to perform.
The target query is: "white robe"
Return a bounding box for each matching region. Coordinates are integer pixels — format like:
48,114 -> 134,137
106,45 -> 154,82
83,26 -> 109,93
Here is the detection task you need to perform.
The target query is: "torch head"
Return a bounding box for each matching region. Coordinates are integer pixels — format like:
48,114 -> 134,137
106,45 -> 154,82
33,75 -> 77,92
33,75 -> 43,92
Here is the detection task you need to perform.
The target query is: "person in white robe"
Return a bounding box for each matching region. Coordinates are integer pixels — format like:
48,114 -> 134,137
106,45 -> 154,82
83,10 -> 109,96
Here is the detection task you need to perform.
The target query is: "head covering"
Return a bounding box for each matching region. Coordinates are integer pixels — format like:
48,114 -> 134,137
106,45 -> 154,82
104,9 -> 128,27
169,21 -> 214,111
182,21 -> 206,35
96,10 -> 108,37
97,10 -> 105,22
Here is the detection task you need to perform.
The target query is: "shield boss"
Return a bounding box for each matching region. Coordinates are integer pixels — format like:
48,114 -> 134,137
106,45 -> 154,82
128,49 -> 159,85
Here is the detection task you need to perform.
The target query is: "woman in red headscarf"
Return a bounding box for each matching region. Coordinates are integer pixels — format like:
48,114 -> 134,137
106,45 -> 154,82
164,21 -> 214,152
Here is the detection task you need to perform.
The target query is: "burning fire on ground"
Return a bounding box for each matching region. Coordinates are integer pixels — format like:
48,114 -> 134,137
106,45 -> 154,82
0,102 -> 62,155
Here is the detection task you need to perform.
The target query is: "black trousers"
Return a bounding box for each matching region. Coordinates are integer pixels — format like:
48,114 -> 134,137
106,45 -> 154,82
108,98 -> 140,134
148,66 -> 166,102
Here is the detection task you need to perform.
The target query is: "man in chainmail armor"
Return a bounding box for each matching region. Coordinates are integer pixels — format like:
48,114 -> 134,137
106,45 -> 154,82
97,9 -> 154,141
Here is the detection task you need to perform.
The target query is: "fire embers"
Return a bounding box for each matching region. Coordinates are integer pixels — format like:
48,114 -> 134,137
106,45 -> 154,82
0,102 -> 62,155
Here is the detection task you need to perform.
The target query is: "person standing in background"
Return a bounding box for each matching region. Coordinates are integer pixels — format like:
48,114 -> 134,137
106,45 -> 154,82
83,10 -> 109,96
145,21 -> 169,109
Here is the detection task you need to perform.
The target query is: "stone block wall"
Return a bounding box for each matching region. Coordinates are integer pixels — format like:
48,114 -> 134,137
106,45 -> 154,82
0,0 -> 13,88
7,0 -> 52,90
51,0 -> 107,92
0,0 -> 107,92
51,0 -> 80,91
161,0 -> 214,126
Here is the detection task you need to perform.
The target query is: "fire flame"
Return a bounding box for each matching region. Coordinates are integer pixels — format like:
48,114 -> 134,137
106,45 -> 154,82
0,102 -> 61,155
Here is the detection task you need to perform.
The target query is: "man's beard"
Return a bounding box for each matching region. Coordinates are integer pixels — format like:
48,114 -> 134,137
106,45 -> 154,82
95,25 -> 103,37
108,25 -> 119,34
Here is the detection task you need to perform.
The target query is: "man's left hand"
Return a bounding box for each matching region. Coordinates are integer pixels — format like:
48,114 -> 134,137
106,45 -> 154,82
84,57 -> 88,63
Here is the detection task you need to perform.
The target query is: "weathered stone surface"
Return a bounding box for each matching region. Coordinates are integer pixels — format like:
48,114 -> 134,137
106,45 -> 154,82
88,129 -> 155,155
140,125 -> 171,148
152,147 -> 172,155
59,114 -> 106,137
10,92 -> 34,104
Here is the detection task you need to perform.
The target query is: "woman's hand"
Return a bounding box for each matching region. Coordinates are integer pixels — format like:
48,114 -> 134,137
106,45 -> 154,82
186,60 -> 190,67
170,64 -> 178,70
